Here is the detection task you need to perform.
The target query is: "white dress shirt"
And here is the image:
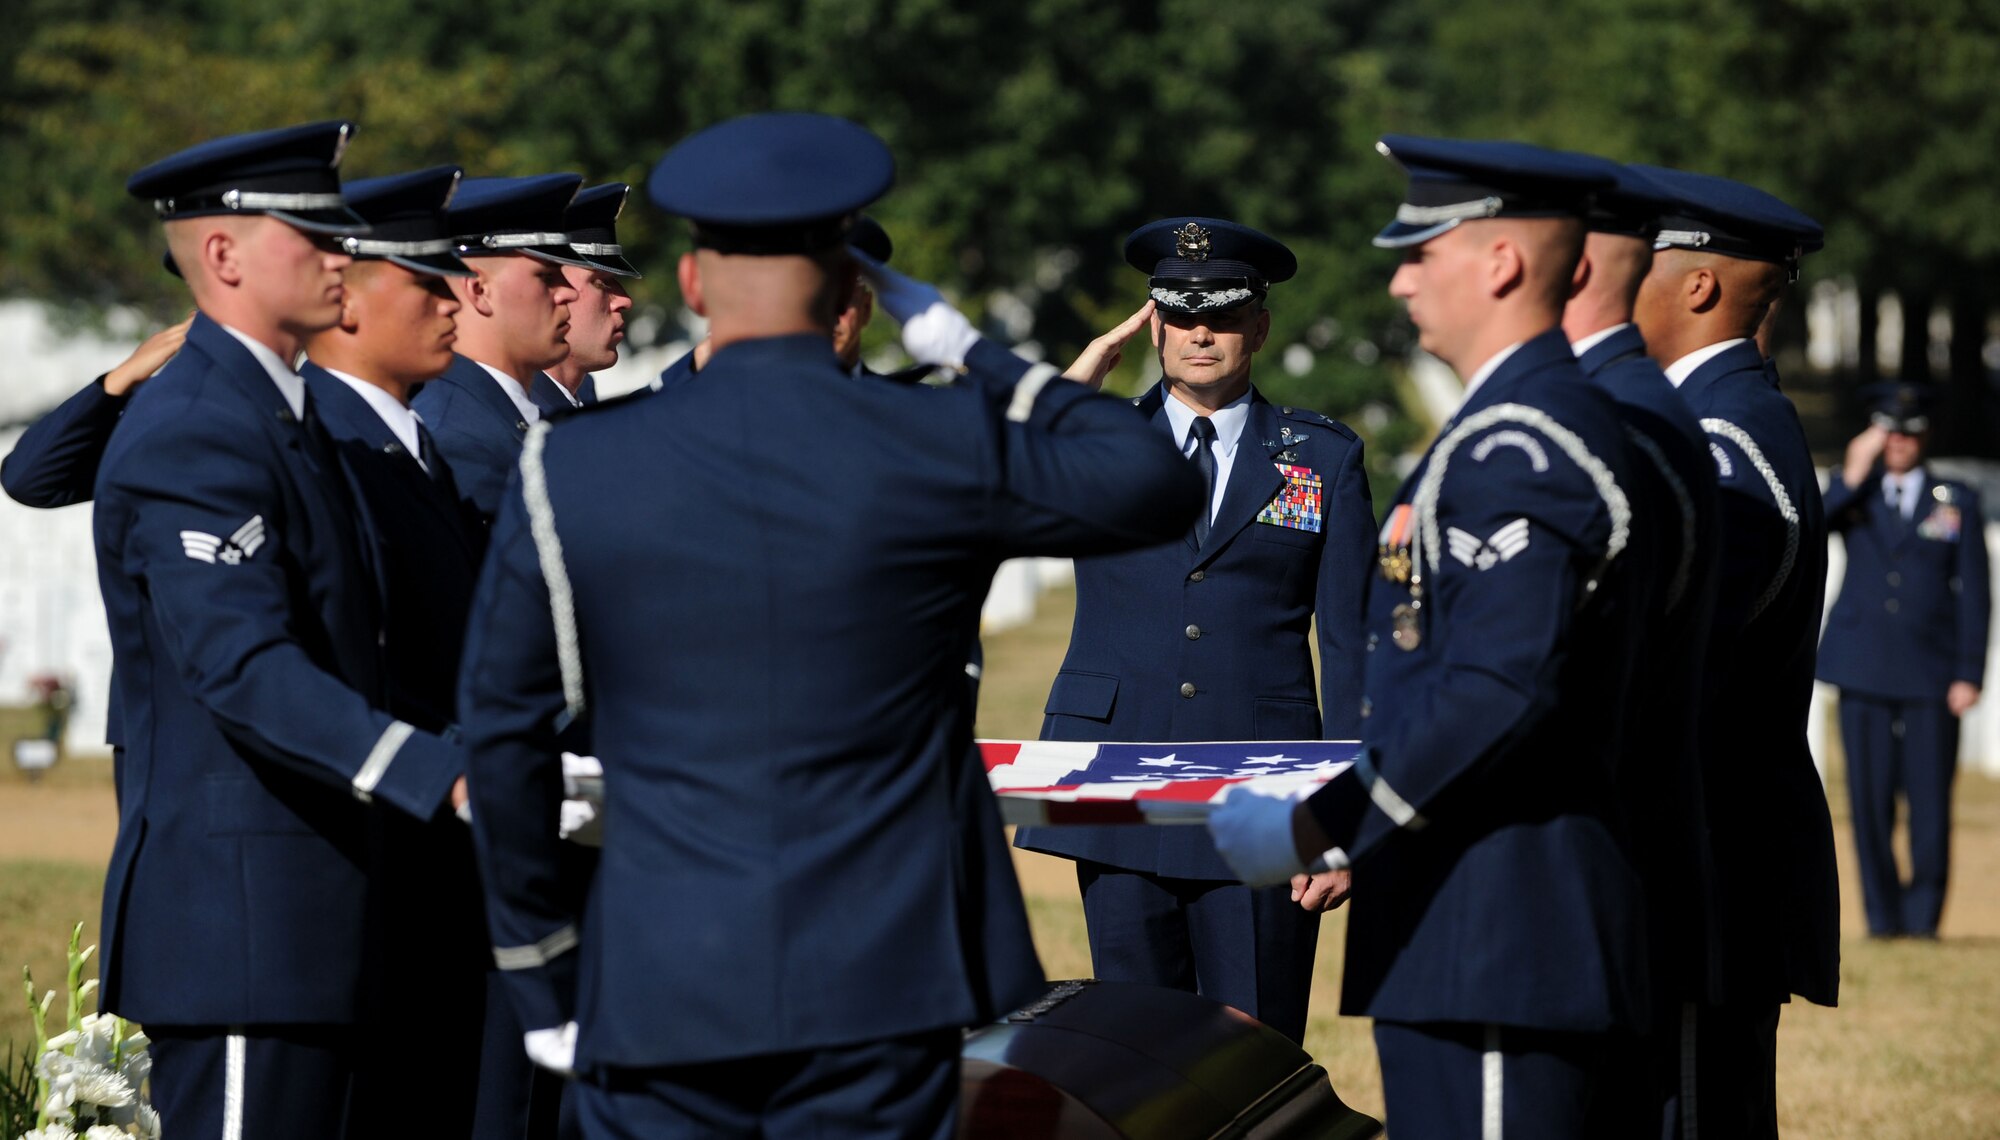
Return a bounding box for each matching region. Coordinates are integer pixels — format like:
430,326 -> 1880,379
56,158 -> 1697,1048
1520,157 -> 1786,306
1162,387 -> 1253,523
319,365 -> 429,472
1883,466 -> 1926,520
546,374 -> 584,407
475,361 -> 543,425
1663,338 -> 1751,388
219,324 -> 305,419
1569,322 -> 1633,359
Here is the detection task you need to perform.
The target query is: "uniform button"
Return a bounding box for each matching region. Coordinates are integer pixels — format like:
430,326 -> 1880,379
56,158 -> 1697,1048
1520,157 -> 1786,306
1367,632 -> 1378,652
1886,598 -> 1900,614
377,629 -> 387,647
1887,571 -> 1902,587
1180,682 -> 1197,698
1188,570 -> 1205,582
1186,625 -> 1202,640
1360,697 -> 1372,718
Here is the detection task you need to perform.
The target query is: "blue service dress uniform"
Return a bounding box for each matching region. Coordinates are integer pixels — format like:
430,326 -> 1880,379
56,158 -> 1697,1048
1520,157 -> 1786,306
299,362 -> 497,1136
1576,323 -> 1725,1129
1819,467 -> 1990,936
1014,382 -> 1373,1043
1300,329 -> 1652,1138
91,315 -> 466,1137
1676,341 -> 1840,1133
1,375 -> 130,508
459,334 -> 1202,1137
413,353 -> 536,524
531,371 -> 598,414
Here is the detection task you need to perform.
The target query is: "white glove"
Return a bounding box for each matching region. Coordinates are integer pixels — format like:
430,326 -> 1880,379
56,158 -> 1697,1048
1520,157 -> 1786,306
523,1021 -> 578,1076
559,798 -> 602,846
851,251 -> 980,369
1207,786 -> 1310,887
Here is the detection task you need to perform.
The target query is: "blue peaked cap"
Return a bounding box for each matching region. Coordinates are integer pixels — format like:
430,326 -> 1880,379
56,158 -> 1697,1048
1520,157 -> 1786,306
1629,164 -> 1824,279
1123,217 -> 1296,314
449,174 -> 590,267
564,183 -> 642,279
1860,381 -> 1940,433
649,113 -> 894,254
339,166 -> 475,278
849,216 -> 894,264
1372,135 -> 1617,248
128,120 -> 368,235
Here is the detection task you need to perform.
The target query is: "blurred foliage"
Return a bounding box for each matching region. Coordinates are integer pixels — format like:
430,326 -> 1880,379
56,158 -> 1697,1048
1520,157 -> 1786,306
4,0 -> 1999,488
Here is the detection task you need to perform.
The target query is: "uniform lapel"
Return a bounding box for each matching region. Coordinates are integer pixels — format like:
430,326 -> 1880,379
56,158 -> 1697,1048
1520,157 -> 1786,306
1192,394 -> 1286,569
444,354 -> 533,440
305,363 -> 484,568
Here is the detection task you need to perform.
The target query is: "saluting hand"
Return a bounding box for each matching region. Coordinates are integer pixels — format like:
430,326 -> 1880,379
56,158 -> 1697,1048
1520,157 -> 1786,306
1842,424 -> 1889,489
104,312 -> 194,396
1063,301 -> 1155,391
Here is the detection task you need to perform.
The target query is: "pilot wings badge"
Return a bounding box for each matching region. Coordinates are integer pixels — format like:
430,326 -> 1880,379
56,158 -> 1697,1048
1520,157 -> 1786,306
1446,518 -> 1530,571
181,515 -> 268,565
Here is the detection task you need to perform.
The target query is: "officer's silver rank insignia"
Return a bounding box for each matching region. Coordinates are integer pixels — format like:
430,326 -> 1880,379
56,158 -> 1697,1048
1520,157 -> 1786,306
1447,519 -> 1530,570
1174,222 -> 1212,262
1935,484 -> 1956,505
1391,603 -> 1422,651
181,515 -> 267,565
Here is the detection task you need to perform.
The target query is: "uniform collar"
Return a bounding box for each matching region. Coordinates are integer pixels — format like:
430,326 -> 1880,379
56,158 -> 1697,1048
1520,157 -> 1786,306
1884,466 -> 1927,514
1161,385 -> 1253,458
1454,339 -> 1527,414
1569,321 -> 1633,359
473,359 -> 543,424
1664,338 -> 1751,388
217,323 -> 305,419
317,363 -> 426,467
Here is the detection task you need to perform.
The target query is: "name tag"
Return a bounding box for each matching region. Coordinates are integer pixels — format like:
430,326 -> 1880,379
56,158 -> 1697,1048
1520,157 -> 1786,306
1256,464 -> 1323,533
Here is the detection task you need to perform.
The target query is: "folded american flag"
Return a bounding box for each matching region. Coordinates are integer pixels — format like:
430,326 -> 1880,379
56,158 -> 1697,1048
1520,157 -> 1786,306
980,740 -> 1360,827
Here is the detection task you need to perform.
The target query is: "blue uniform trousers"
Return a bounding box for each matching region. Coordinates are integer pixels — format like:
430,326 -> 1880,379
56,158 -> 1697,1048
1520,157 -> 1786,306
1373,1020 -> 1622,1140
1680,1002 -> 1781,1140
571,1029 -> 959,1139
473,970 -> 578,1139
1075,860 -> 1318,1044
149,1025 -> 353,1140
1839,693 -> 1958,936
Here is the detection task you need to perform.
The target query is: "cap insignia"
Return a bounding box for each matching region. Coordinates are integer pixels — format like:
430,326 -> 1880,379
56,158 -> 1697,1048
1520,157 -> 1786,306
1174,222 -> 1212,262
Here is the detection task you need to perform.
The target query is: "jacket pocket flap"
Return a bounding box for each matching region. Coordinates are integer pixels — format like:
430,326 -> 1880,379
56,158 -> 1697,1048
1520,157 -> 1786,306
1043,670 -> 1120,720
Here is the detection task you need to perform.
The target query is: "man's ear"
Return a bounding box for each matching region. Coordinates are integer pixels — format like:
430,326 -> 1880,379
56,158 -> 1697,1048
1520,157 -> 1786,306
1488,237 -> 1526,299
677,252 -> 706,318
1686,267 -> 1720,314
1569,250 -> 1593,301
1149,311 -> 1163,350
206,228 -> 244,288
452,269 -> 497,319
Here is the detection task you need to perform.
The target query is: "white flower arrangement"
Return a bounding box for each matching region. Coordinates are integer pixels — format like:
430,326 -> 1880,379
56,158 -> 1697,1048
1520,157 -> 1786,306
15,926 -> 155,1140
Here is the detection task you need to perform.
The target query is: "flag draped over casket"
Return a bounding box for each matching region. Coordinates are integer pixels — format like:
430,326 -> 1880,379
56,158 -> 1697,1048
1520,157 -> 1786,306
980,740 -> 1360,827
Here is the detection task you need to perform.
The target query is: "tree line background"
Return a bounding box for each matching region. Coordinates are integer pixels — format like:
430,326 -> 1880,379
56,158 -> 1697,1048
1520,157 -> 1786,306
4,0 -> 1997,498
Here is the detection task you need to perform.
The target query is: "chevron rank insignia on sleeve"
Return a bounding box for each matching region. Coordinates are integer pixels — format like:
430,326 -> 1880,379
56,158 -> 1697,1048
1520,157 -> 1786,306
1446,518 -> 1530,570
181,515 -> 267,565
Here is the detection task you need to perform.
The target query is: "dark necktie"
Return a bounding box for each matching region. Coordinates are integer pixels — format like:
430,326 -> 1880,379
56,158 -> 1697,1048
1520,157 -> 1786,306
416,422 -> 447,488
1191,416 -> 1218,549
